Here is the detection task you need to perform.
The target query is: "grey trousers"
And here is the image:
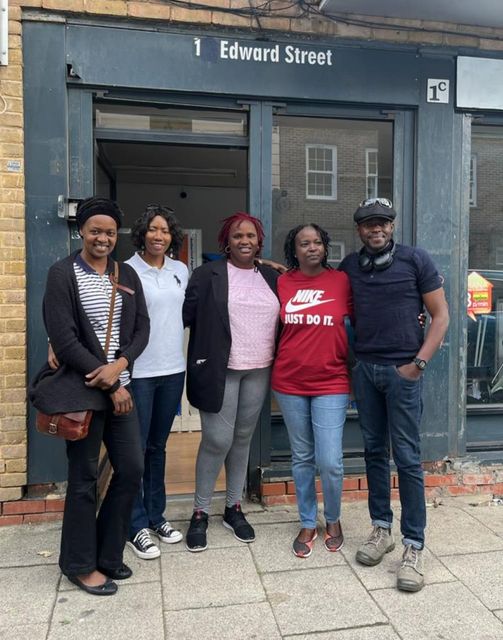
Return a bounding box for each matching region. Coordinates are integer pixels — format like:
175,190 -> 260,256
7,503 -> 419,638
194,367 -> 271,512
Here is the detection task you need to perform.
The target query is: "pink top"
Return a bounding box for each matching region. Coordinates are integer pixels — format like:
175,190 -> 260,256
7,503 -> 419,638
227,261 -> 280,370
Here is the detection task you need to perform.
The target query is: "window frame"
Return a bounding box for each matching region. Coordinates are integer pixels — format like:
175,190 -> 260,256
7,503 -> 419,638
365,147 -> 379,200
305,144 -> 337,201
469,153 -> 477,208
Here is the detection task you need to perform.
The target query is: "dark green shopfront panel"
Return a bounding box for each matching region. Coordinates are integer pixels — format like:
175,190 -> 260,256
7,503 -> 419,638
25,22 -> 70,483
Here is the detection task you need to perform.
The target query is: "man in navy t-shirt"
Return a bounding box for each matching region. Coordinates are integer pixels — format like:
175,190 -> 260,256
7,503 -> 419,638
339,198 -> 449,593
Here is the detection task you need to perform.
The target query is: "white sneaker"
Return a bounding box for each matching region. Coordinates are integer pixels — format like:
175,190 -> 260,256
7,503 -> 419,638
127,528 -> 161,560
151,521 -> 183,544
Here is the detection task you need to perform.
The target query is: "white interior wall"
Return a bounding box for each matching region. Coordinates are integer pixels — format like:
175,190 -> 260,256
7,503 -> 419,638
115,180 -> 247,260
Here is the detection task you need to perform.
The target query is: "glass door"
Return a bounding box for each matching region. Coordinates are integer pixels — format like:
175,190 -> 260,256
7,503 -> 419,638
268,111 -> 397,471
466,124 -> 503,452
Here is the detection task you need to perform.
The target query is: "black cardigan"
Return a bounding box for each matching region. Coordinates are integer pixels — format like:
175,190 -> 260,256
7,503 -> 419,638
29,251 -> 150,414
183,258 -> 279,413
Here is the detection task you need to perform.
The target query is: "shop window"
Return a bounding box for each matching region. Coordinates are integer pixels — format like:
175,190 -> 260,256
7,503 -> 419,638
305,145 -> 337,200
271,115 -> 392,264
467,126 -> 503,412
365,148 -> 378,199
469,153 -> 477,208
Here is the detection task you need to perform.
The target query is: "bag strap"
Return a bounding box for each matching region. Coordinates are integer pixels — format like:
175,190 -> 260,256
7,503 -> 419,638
104,261 -> 119,356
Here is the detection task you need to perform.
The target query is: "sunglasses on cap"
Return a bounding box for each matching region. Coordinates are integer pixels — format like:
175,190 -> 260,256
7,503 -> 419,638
359,197 -> 393,208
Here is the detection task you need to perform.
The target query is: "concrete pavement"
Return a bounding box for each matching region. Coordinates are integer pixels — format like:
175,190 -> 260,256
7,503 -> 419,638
2,496 -> 503,639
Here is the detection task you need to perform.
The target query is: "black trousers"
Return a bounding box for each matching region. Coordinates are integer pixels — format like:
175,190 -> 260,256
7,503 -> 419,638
59,405 -> 143,576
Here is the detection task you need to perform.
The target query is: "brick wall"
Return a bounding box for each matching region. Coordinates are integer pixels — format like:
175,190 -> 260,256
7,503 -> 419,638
262,469 -> 503,508
0,3 -> 27,504
1,0 -> 503,515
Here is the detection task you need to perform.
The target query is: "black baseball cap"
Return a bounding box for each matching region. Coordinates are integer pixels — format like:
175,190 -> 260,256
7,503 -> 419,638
354,198 -> 397,224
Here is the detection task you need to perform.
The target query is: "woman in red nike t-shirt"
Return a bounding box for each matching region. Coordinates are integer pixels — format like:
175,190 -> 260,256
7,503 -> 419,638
272,223 -> 352,558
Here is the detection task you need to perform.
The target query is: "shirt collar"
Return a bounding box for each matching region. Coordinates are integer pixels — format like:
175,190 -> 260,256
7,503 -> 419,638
131,252 -> 173,272
75,251 -> 113,275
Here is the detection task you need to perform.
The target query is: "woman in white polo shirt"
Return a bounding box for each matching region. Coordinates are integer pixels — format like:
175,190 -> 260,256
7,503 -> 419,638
125,204 -> 188,559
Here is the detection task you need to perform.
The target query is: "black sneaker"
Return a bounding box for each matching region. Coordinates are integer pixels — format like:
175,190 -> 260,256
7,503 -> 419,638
126,528 -> 161,560
223,503 -> 255,543
186,510 -> 209,552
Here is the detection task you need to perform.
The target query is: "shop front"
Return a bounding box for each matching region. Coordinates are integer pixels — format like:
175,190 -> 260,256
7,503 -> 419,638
25,16 -> 470,496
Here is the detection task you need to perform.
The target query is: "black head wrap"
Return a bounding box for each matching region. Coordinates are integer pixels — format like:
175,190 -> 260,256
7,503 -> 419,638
75,197 -> 123,230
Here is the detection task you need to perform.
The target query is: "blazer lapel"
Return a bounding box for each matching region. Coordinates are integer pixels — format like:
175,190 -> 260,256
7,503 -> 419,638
211,259 -> 231,336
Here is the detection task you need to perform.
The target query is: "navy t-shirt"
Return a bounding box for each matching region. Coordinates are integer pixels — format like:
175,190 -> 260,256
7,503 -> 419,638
339,244 -> 443,365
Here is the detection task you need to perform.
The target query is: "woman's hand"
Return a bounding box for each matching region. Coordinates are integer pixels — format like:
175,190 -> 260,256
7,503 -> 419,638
110,386 -> 133,415
47,343 -> 60,370
85,357 -> 128,389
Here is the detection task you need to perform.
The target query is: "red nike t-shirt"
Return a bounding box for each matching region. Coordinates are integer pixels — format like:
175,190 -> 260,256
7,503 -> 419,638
271,268 -> 352,396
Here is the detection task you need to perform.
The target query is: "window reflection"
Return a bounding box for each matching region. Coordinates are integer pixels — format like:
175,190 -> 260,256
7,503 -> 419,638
271,116 -> 393,263
468,125 -> 503,409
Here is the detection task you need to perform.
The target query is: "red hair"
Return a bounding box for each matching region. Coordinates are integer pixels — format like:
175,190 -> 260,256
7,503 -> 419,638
217,212 -> 265,254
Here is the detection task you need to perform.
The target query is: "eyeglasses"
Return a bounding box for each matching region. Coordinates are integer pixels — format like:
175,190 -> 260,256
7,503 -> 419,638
359,197 -> 393,208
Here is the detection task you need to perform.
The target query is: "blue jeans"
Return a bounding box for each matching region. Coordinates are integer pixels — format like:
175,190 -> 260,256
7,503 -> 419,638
352,360 -> 425,548
274,391 -> 348,529
129,372 -> 185,538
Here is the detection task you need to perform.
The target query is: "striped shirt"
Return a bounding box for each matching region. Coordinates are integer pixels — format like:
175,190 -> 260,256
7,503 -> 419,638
73,255 -> 129,387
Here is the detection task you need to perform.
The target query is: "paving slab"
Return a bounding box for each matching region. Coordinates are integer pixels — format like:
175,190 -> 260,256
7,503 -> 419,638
289,626 -> 402,639
262,565 -> 386,636
0,522 -> 61,567
49,582 -> 163,640
161,546 -> 265,610
164,602 -> 281,639
457,503 -> 503,538
341,537 -> 454,590
441,550 -> 503,610
156,515 -> 244,555
373,581 -> 503,640
0,623 -> 49,640
0,565 -> 60,628
57,552 -> 162,592
246,507 -> 299,525
250,522 -> 346,574
425,503 -> 503,556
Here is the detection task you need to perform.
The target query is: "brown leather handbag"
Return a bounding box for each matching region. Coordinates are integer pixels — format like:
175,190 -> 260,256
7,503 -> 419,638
35,262 -> 119,441
36,410 -> 93,441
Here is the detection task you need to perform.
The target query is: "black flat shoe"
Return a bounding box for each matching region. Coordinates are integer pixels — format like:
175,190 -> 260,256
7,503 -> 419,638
98,563 -> 133,580
68,574 -> 118,596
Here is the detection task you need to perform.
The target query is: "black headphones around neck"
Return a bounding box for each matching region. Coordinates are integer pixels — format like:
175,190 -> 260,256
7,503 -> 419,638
358,240 -> 396,272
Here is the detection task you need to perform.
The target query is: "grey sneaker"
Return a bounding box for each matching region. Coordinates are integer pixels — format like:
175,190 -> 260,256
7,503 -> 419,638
397,544 -> 425,592
356,526 -> 395,566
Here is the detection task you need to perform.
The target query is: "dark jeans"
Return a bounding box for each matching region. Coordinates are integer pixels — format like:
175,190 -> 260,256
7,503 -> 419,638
59,404 -> 143,576
352,360 -> 425,548
129,372 -> 185,538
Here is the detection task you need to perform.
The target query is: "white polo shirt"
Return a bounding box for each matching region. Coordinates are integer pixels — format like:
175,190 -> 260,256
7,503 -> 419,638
125,252 -> 188,378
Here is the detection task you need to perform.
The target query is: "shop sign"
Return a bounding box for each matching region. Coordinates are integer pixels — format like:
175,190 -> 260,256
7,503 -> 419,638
194,37 -> 333,67
457,57 -> 503,111
467,271 -> 493,320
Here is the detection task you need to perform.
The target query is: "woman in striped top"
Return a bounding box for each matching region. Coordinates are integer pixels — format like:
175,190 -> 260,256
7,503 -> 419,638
41,197 -> 149,596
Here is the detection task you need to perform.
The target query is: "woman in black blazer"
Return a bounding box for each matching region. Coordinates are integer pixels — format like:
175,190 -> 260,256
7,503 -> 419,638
183,212 -> 279,552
